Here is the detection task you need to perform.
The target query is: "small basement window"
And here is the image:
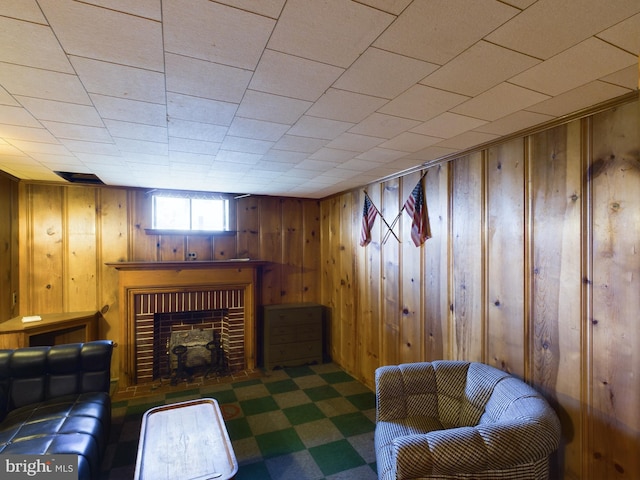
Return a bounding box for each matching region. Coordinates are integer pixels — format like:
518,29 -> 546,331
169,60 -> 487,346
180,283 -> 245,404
151,191 -> 231,232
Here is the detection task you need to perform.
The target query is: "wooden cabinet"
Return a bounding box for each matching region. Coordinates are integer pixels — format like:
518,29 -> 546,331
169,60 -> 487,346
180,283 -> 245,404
262,303 -> 324,369
0,311 -> 99,349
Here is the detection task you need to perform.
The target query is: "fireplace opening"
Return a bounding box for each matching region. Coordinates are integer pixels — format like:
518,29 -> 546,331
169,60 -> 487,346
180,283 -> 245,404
154,309 -> 230,381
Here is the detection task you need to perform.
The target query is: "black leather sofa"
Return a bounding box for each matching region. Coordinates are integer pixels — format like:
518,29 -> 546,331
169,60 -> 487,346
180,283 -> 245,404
0,340 -> 113,480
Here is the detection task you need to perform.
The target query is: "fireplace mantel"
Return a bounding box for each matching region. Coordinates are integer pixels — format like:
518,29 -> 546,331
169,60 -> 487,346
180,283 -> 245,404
108,260 -> 265,386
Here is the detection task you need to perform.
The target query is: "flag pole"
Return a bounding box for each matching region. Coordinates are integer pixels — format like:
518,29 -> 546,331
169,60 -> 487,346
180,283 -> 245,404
363,191 -> 401,244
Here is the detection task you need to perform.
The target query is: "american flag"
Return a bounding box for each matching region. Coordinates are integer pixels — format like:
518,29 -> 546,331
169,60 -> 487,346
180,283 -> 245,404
359,195 -> 378,247
404,180 -> 431,247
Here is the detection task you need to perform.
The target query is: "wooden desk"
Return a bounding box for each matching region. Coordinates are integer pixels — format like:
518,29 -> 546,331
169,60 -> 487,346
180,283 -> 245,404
0,311 -> 99,349
134,398 -> 238,480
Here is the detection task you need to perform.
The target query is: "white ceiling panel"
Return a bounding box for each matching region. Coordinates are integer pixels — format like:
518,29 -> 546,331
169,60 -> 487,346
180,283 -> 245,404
374,0 -> 519,65
38,0 -> 164,71
451,83 -> 549,121
333,48 -> 439,99
420,41 -> 540,96
510,37 -> 637,96
486,0 -> 640,59
0,17 -> 72,73
268,0 -> 393,68
163,0 -> 274,70
0,0 -> 636,198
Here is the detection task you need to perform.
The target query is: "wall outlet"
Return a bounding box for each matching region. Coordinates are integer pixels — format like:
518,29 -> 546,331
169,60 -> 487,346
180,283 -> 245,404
187,252 -> 197,260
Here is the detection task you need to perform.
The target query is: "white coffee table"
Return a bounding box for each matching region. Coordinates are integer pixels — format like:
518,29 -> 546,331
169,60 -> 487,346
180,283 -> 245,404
134,398 -> 238,480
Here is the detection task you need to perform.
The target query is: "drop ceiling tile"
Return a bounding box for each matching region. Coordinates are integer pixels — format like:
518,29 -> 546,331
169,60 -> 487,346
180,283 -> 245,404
306,89 -> 388,124
15,96 -> 103,127
163,0 -> 274,70
220,136 -> 274,154
0,17 -> 73,73
473,110 -> 555,137
379,85 -> 469,122
410,112 -> 486,139
0,64 -> 91,105
0,86 -> 19,107
167,93 -> 236,126
236,90 -> 311,124
597,12 -> 640,54
38,0 -> 164,71
296,158 -> 340,171
355,147 -> 408,163
338,158 -> 386,172
379,132 -> 441,153
81,0 -> 162,20
373,0 -> 518,65
213,0 -> 285,18
62,139 -> 121,156
70,57 -> 165,104
168,120 -> 228,143
0,0 -> 48,23
165,54 -> 252,103
267,0 -> 393,68
227,117 -> 289,142
435,131 -> 500,150
451,82 -> 549,121
486,0 -> 640,59
525,81 -> 632,118
510,37 -> 637,96
402,145 -> 460,163
0,124 -> 57,143
91,94 -> 167,127
113,137 -> 167,155
273,135 -> 328,153
169,143 -> 219,159
349,113 -> 421,139
325,133 -> 384,152
8,139 -> 71,156
308,148 -> 356,163
27,152 -> 83,166
260,150 -> 308,164
355,0 -> 412,15
0,105 -> 40,127
420,41 -> 540,97
599,65 -> 639,90
40,121 -> 113,143
75,153 -> 126,167
334,48 -> 438,99
213,151 -> 262,165
249,50 -> 344,102
104,120 -> 167,143
288,116 -> 353,141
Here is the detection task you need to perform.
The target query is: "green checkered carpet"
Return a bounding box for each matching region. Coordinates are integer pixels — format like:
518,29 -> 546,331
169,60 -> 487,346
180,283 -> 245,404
101,363 -> 378,479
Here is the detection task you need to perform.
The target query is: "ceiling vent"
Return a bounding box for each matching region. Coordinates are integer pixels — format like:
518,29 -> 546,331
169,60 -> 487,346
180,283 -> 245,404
54,171 -> 105,185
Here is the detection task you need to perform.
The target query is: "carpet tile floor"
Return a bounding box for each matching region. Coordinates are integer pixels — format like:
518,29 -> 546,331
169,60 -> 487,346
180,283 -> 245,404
100,363 -> 378,479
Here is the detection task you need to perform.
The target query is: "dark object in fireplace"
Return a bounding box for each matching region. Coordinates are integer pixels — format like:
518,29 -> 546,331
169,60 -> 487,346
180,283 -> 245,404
205,331 -> 230,378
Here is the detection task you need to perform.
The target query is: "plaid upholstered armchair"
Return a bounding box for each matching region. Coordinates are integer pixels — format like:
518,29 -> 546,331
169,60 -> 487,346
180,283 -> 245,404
375,361 -> 561,480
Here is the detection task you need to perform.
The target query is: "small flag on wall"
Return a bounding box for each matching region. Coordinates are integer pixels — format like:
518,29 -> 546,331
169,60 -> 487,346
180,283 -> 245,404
404,179 -> 431,247
359,195 -> 378,246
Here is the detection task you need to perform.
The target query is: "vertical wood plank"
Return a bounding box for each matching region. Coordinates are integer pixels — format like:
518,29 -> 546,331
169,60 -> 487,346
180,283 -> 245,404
381,178 -> 400,366
212,235 -> 235,260
236,196 -> 260,259
529,121 -> 584,479
588,100 -> 639,478
281,198 -> 304,304
399,171 -> 423,364
424,164 -> 449,361
65,187 -> 97,311
338,192 -> 357,370
259,197 -> 283,305
29,185 -> 64,314
186,235 -> 214,261
130,190 -> 157,261
486,138 -> 526,377
302,200 -> 320,303
451,152 -> 484,361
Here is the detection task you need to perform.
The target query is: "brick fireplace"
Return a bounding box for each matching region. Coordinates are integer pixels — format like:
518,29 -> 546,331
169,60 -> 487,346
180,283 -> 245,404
108,261 -> 264,386
134,289 -> 244,383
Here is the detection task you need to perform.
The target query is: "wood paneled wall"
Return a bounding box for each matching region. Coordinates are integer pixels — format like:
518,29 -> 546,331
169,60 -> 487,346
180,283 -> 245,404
320,97 -> 639,479
0,171 -> 19,321
15,186 -> 320,376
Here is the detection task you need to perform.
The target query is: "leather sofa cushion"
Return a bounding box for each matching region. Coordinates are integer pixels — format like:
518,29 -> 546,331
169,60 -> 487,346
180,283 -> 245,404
0,391 -> 111,480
